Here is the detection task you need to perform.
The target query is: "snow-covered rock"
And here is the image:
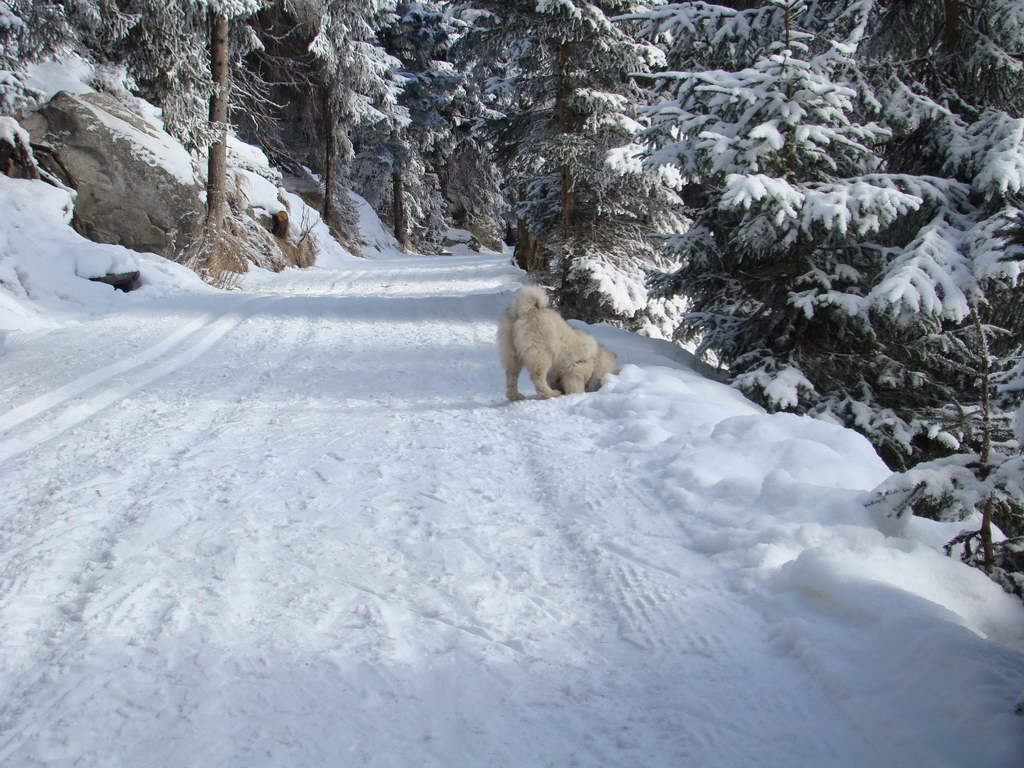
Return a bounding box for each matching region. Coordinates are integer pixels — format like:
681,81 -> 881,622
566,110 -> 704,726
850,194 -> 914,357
0,173 -> 213,332
20,91 -> 205,259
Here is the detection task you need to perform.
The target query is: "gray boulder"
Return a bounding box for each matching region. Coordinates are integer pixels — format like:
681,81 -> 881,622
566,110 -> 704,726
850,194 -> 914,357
21,91 -> 205,260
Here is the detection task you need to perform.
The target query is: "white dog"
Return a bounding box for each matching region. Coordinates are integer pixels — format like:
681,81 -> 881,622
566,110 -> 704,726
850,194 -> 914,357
498,285 -> 619,401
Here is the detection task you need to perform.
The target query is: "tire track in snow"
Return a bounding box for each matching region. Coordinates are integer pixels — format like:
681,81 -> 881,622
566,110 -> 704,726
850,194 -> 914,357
0,299 -> 325,761
0,257 -> 531,765
0,295 -> 279,465
502,422 -> 818,762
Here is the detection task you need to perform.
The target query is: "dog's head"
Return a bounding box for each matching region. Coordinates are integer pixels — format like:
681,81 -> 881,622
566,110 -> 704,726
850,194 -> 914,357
586,345 -> 620,391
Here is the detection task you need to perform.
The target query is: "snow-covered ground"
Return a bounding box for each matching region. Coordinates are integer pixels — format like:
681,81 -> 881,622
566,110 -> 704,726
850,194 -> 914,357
1,60 -> 1023,761
2,216 -> 1024,765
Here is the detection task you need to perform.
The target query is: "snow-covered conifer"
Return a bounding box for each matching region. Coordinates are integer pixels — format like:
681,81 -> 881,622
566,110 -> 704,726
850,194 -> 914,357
248,0 -> 403,237
634,0 -> 1024,470
462,0 -> 681,324
67,1 -> 217,150
1,1 -> 69,114
358,1 -> 464,252
860,0 -> 1024,577
632,0 -> 1023,593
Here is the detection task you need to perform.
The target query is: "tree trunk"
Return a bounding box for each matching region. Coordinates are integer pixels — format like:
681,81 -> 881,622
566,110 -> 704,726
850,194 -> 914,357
943,0 -> 960,52
514,216 -> 530,271
205,10 -> 230,232
556,40 -> 576,285
392,169 -> 410,252
556,41 -> 575,244
514,182 -> 545,272
974,309 -> 996,571
560,164 -> 575,241
323,96 -> 336,229
514,226 -> 544,272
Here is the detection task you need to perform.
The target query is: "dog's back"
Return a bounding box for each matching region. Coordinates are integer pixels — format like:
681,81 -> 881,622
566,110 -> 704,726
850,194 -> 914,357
506,285 -> 548,321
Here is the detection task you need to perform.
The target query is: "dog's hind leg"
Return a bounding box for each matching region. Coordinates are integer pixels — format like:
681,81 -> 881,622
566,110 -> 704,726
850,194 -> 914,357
499,319 -> 526,401
505,356 -> 525,401
528,357 -> 561,399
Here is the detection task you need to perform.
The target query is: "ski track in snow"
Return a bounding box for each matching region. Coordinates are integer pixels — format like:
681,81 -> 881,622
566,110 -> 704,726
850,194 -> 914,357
0,254 -> 1021,767
0,296 -> 282,464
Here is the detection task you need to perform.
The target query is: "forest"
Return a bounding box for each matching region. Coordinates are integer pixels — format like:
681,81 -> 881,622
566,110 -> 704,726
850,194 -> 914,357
2,0 -> 1023,595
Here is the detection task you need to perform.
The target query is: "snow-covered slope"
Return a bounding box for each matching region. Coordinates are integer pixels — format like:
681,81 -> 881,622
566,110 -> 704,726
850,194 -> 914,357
0,174 -> 214,334
1,238 -> 1022,766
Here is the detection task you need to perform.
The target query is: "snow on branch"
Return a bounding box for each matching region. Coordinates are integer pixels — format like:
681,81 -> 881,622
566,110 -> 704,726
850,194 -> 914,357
801,179 -> 922,235
618,1 -> 766,54
721,173 -> 804,220
536,0 -> 616,37
789,261 -> 869,319
868,215 -> 975,322
719,173 -> 941,238
866,454 -> 985,535
0,1 -> 25,32
734,359 -> 816,410
204,0 -> 266,19
570,88 -> 630,114
639,47 -> 891,180
958,112 -> 1024,198
964,209 -> 1024,282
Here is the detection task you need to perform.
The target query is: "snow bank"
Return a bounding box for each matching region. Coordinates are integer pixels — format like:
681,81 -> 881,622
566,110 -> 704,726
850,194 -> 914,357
575,344 -> 1022,630
0,175 -> 211,332
1,61 -> 370,330
349,190 -> 409,258
567,357 -> 1024,765
225,138 -> 358,268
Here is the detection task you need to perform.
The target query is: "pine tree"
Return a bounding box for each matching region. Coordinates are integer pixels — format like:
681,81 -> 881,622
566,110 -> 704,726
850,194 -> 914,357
247,0 -> 404,238
428,3 -> 514,251
633,0 -> 1024,467
462,0 -> 681,324
632,0 -> 1024,593
360,1 -> 461,252
364,2 -> 513,254
850,0 -> 1024,587
0,1 -> 70,115
63,1 -> 218,150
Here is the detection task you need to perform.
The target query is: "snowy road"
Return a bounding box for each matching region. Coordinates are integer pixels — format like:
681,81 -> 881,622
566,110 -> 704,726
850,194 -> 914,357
1,254 -> 1022,767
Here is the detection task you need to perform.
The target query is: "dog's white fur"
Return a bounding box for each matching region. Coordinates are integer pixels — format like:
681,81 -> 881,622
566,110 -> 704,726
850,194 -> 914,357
498,285 -> 619,401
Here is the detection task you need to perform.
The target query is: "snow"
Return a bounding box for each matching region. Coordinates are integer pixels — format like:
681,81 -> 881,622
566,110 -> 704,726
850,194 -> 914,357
0,174 -> 212,333
22,55 -> 95,100
73,91 -> 199,187
868,215 -> 975,321
0,114 -> 28,146
0,178 -> 1023,767
349,189 -> 409,258
235,167 -> 286,216
0,69 -> 1022,766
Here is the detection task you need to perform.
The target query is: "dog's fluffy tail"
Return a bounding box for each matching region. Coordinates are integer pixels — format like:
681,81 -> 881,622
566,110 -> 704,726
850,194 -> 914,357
508,285 -> 549,319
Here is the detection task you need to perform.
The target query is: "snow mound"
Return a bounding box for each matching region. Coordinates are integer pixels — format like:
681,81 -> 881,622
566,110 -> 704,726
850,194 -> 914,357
564,360 -> 1024,765
349,191 -> 409,258
0,175 -> 211,332
575,361 -> 1022,634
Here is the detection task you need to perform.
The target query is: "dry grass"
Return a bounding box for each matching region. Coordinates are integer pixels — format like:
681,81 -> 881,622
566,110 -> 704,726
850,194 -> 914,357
185,180 -> 319,288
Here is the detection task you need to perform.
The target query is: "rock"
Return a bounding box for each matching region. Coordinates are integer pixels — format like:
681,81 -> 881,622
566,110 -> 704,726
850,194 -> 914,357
88,270 -> 141,292
20,91 -> 205,260
0,116 -> 40,180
